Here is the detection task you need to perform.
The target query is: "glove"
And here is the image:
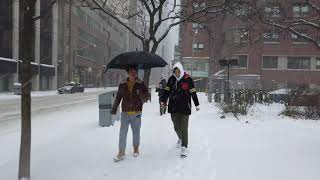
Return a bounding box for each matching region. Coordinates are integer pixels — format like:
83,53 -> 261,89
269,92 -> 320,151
195,106 -> 200,111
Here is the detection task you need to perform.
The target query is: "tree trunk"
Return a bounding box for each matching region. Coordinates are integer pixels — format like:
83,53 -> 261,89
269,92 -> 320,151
143,68 -> 151,87
142,42 -> 159,88
142,42 -> 151,87
18,1 -> 36,179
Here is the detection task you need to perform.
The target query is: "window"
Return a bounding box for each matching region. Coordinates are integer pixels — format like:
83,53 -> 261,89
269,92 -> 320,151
193,2 -> 206,10
316,57 -> 320,69
238,55 -> 248,68
233,2 -> 251,16
87,16 -> 101,32
192,23 -> 204,31
76,8 -> 86,22
225,28 -> 249,45
264,6 -> 280,17
262,56 -> 278,69
0,0 -> 13,58
198,44 -> 204,49
232,55 -> 248,68
184,63 -> 192,71
192,43 -> 204,50
263,32 -> 280,43
287,57 -> 310,69
291,31 -> 309,43
293,4 -> 309,17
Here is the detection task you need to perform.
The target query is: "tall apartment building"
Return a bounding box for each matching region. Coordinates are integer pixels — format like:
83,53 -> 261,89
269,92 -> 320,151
180,0 -> 320,90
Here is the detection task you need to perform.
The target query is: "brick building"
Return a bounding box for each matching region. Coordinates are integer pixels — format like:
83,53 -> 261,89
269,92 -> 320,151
179,0 -> 320,91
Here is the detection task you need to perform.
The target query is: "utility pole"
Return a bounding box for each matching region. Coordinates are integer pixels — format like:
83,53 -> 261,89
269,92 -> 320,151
191,29 -> 198,77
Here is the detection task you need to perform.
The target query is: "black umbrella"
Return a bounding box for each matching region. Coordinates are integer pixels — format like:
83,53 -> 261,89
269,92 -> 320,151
105,51 -> 168,71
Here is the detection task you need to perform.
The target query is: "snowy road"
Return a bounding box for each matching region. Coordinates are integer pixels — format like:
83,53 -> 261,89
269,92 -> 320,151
0,88 -> 117,136
0,91 -> 320,180
0,88 -> 117,122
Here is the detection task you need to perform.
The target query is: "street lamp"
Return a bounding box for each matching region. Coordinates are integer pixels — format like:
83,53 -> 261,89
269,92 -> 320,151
218,58 -> 238,101
191,29 -> 198,77
72,39 -> 96,82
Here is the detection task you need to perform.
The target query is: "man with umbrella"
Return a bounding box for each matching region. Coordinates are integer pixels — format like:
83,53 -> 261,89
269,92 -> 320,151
111,66 -> 149,162
107,51 -> 167,162
160,62 -> 200,158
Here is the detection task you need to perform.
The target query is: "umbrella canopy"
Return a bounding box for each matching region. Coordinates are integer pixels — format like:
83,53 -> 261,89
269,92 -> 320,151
106,51 -> 168,71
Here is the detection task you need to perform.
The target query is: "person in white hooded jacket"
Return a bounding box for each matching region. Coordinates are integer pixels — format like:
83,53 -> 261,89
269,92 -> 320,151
160,62 -> 200,157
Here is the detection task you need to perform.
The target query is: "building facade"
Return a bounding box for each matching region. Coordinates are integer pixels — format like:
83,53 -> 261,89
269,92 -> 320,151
58,0 -> 137,88
179,0 -> 320,91
0,0 -> 58,92
0,0 -> 139,92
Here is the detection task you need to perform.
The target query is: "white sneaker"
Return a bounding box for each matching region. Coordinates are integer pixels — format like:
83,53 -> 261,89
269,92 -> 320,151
176,139 -> 182,148
180,147 -> 188,158
113,155 -> 125,162
133,153 -> 139,157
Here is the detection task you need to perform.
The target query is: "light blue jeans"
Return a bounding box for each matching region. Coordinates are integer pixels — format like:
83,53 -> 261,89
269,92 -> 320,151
119,112 -> 142,151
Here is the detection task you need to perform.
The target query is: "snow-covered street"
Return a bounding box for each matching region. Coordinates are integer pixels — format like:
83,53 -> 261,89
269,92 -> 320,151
0,91 -> 320,180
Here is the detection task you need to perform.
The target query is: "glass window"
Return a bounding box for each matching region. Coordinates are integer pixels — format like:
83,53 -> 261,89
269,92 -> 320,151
192,43 -> 198,49
263,32 -> 280,43
192,43 -> 204,50
264,6 -> 280,17
198,44 -> 204,49
287,57 -> 310,69
193,2 -> 206,10
263,56 -> 278,69
316,57 -> 320,69
192,23 -> 204,31
225,28 -> 249,45
0,0 -> 13,58
291,31 -> 309,43
293,4 -> 309,17
77,8 -> 86,22
238,55 -> 248,68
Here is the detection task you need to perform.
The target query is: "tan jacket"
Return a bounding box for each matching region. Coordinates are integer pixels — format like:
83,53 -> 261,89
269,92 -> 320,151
111,78 -> 149,114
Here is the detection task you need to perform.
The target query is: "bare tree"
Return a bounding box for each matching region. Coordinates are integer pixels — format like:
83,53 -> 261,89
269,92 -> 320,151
254,0 -> 320,48
79,0 -> 230,86
19,1 -> 36,179
18,0 -> 57,179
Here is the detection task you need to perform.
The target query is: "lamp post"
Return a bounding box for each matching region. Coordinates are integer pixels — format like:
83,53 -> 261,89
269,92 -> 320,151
218,59 -> 238,102
72,38 -> 96,82
191,29 -> 198,77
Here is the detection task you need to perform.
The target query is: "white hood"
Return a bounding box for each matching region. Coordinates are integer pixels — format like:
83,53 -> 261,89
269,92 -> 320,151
173,62 -> 185,81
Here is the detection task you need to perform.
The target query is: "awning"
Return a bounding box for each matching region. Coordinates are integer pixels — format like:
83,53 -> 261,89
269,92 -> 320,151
0,58 -> 55,76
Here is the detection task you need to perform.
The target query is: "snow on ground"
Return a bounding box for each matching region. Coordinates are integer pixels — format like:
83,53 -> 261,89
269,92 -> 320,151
0,91 -> 320,180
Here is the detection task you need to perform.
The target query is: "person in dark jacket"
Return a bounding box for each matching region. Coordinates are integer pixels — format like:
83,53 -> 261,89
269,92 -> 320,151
160,62 -> 200,157
156,77 -> 167,115
111,66 -> 149,162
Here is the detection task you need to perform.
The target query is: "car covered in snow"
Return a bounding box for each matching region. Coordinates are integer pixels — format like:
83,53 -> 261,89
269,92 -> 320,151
58,82 -> 84,94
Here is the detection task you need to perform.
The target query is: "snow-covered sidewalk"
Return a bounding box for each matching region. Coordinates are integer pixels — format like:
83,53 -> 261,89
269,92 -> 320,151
0,92 -> 320,180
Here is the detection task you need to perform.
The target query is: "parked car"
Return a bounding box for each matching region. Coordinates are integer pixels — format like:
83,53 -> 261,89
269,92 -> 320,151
58,82 -> 84,94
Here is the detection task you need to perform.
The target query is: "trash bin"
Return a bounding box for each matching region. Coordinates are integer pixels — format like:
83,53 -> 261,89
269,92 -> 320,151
208,93 -> 213,103
98,91 -> 120,127
13,83 -> 21,95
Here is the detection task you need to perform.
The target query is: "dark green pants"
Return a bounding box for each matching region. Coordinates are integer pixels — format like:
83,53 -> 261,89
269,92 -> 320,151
171,113 -> 189,148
